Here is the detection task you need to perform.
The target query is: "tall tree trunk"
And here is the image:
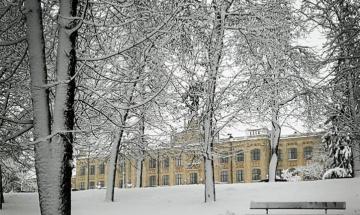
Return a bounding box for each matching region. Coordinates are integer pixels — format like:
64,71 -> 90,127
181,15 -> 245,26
203,69 -> 217,202
24,0 -> 53,214
105,67 -> 140,201
26,0 -> 78,213
0,164 -> 3,209
106,130 -> 125,201
135,158 -> 143,188
47,0 -> 78,213
136,83 -> 146,188
268,108 -> 281,182
202,0 -> 231,203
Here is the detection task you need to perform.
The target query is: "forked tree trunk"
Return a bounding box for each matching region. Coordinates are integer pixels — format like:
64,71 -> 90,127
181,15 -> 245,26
25,0 -> 78,214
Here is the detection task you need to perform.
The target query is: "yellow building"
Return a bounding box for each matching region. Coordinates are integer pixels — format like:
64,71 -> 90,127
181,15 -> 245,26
74,129 -> 322,190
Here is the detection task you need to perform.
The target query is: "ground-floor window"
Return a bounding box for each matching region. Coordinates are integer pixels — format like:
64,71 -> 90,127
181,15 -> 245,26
189,172 -> 198,184
175,174 -> 182,185
89,181 -> 95,189
162,175 -> 169,186
80,182 -> 85,190
220,170 -> 229,183
97,181 -> 105,188
149,175 -> 157,187
236,170 -> 244,182
252,168 -> 261,181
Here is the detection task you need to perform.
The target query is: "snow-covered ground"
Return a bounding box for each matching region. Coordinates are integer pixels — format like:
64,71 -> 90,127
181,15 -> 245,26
3,178 -> 360,215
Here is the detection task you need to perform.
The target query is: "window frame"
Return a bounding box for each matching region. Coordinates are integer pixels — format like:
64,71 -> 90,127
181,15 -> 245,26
149,158 -> 157,169
149,175 -> 157,187
163,157 -> 169,169
90,165 -> 95,175
189,172 -> 198,184
251,149 -> 261,161
236,150 -> 244,162
175,173 -> 182,185
288,148 -> 298,160
219,152 -> 229,164
220,170 -> 229,183
98,163 -> 105,175
162,175 -> 169,186
236,169 -> 244,182
252,168 -> 261,181
303,146 -> 313,160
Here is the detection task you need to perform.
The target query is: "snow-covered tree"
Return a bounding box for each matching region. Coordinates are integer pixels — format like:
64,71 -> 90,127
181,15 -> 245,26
231,0 -> 320,182
302,0 -> 360,177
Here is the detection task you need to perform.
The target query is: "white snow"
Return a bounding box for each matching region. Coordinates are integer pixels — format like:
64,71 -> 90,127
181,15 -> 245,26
3,178 -> 360,215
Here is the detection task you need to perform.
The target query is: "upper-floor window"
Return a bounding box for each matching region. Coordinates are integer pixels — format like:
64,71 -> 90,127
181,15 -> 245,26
90,165 -> 95,175
304,146 -> 313,160
163,157 -> 169,169
236,150 -> 244,162
175,157 -> 182,167
80,166 -> 86,176
251,149 -> 261,161
220,152 -> 229,164
288,148 -> 298,160
149,158 -> 157,169
98,163 -> 105,174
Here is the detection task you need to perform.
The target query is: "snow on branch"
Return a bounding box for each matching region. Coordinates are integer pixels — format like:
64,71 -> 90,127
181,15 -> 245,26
0,116 -> 33,125
77,7 -> 181,62
0,37 -> 26,46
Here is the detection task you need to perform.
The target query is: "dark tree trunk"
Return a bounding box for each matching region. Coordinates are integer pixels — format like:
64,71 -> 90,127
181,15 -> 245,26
0,164 -> 3,209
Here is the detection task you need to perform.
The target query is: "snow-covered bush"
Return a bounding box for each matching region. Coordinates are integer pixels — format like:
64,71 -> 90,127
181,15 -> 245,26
281,168 -> 302,182
297,163 -> 325,181
322,116 -> 353,176
322,167 -> 351,179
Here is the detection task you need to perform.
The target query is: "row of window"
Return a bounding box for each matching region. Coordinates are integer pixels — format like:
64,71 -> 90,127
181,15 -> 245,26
220,169 -> 261,182
79,181 -> 105,190
79,163 -> 105,176
149,157 -> 181,169
148,172 -> 198,187
219,146 -> 313,164
79,147 -> 313,176
148,169 -> 261,186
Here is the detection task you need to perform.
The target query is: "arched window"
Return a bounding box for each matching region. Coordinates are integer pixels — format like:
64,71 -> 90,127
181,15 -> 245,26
251,149 -> 261,161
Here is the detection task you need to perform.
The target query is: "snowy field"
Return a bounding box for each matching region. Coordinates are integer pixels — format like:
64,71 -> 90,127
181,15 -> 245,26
3,178 -> 360,215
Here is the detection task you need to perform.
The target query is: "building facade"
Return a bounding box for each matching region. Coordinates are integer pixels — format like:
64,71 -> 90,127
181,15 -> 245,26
74,130 -> 322,190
